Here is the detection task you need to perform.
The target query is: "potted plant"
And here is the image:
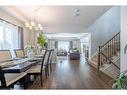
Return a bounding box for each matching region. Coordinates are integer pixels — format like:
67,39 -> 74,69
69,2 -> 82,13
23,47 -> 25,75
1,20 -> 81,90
37,32 -> 46,48
112,70 -> 127,89
37,32 -> 47,54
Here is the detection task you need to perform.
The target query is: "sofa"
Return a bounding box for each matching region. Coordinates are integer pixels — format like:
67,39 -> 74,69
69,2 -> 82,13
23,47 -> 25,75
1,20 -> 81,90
57,49 -> 67,56
69,50 -> 80,60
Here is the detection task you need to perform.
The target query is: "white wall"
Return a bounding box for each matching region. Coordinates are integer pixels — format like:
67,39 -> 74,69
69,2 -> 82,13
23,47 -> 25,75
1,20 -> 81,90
80,36 -> 89,43
72,39 -> 80,50
0,8 -> 30,47
120,6 -> 127,72
87,6 -> 120,56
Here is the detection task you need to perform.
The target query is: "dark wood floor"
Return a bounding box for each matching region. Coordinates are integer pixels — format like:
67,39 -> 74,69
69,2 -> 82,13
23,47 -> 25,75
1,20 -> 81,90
27,56 -> 113,89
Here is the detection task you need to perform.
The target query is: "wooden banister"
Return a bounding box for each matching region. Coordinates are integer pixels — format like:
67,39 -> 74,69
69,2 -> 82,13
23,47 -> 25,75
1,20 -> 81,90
98,32 -> 120,70
101,52 -> 120,70
101,32 -> 120,48
98,46 -> 101,69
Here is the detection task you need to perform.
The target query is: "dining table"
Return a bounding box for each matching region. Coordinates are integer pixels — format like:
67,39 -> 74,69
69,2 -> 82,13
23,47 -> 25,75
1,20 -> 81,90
0,55 -> 44,73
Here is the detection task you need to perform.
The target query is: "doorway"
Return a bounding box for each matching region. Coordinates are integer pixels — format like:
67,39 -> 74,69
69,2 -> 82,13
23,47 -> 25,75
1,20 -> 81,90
80,33 -> 91,59
57,41 -> 70,56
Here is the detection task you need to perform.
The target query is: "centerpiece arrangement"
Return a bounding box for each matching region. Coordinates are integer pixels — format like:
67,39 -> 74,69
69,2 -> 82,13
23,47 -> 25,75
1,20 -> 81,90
24,44 -> 35,59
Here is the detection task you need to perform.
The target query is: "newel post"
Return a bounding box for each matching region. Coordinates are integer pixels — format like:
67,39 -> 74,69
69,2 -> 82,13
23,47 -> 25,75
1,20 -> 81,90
98,46 -> 101,70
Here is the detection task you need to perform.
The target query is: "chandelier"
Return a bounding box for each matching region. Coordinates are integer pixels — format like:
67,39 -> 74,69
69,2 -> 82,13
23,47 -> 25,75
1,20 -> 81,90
25,7 -> 43,32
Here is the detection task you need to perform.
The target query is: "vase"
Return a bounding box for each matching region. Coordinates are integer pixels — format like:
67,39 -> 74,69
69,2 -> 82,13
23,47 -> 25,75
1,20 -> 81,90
27,49 -> 35,59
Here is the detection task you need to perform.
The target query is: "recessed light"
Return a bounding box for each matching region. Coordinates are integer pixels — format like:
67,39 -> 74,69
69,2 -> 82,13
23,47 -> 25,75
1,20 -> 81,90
73,13 -> 80,17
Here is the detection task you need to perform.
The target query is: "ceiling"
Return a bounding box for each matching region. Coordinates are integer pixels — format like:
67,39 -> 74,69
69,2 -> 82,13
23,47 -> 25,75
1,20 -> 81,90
1,6 -> 112,27
13,6 -> 112,27
1,6 -> 112,38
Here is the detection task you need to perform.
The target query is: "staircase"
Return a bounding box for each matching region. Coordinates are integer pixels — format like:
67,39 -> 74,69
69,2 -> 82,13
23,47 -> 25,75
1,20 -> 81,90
89,32 -> 120,79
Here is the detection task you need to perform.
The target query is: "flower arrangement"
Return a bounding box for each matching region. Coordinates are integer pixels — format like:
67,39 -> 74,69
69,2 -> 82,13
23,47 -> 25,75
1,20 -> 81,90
24,45 -> 35,58
24,45 -> 34,51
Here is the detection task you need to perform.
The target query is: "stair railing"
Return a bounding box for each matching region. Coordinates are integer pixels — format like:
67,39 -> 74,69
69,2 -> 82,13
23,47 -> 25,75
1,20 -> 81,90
98,32 -> 120,69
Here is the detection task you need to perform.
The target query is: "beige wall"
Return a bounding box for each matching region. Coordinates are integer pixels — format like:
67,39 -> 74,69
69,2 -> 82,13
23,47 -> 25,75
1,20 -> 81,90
23,27 -> 30,46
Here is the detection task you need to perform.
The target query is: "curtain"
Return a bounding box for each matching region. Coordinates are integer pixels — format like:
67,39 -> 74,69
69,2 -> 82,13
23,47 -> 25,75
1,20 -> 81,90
18,26 -> 24,49
55,41 -> 58,49
70,41 -> 73,50
0,19 -> 22,57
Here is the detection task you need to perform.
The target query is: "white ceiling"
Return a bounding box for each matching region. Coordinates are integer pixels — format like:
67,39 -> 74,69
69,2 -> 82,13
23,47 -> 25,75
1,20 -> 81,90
1,6 -> 112,38
13,6 -> 111,27
14,6 -> 110,27
1,6 -> 112,27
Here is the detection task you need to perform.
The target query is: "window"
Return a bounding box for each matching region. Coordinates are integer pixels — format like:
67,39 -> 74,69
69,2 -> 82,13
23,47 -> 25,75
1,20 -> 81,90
58,41 -> 70,51
0,19 -> 22,57
0,20 -> 19,50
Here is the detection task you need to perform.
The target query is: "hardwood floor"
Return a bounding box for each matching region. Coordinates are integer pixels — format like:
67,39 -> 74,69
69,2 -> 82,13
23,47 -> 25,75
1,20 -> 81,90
27,56 -> 113,89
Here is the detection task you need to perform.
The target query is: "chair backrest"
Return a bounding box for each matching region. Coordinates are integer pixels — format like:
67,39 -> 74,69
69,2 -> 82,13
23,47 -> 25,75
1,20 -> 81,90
0,50 -> 12,62
41,49 -> 46,55
49,49 -> 54,64
14,49 -> 25,58
41,50 -> 51,73
0,66 -> 7,88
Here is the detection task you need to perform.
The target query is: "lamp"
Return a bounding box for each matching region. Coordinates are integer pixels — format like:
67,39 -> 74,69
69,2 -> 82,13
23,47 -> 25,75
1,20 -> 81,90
25,7 -> 43,32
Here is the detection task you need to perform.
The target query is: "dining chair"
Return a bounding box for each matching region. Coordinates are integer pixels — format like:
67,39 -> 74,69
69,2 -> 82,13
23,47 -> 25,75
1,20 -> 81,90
0,50 -> 12,62
48,49 -> 54,74
14,49 -> 25,58
26,50 -> 51,86
41,49 -> 46,55
0,66 -> 27,89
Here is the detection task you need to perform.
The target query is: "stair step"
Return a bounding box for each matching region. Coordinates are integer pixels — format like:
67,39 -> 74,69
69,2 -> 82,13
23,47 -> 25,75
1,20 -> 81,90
100,64 -> 111,70
88,59 -> 98,69
100,62 -> 120,79
90,32 -> 120,79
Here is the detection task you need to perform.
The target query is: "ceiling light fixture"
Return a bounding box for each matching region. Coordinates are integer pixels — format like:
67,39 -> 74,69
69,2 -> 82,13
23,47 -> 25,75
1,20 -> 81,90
25,7 -> 43,32
74,9 -> 80,13
73,9 -> 80,17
